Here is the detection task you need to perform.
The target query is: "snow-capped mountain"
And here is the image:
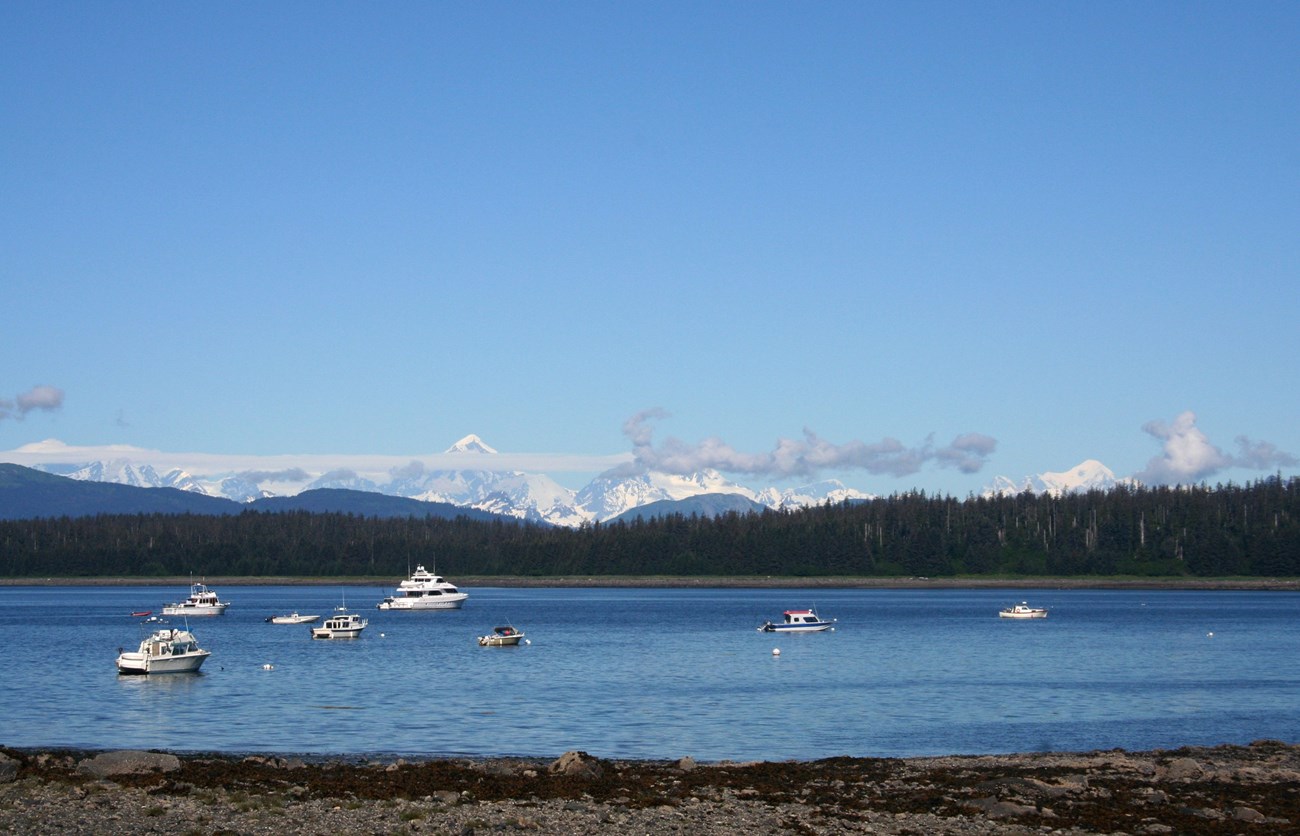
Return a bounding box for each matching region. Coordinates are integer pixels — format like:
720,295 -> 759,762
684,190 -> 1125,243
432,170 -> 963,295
574,469 -> 758,522
756,479 -> 875,509
984,459 -> 1129,497
388,435 -> 589,526
28,435 -> 874,526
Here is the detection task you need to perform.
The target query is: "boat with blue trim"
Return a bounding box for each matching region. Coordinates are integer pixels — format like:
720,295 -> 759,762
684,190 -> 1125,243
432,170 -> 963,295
758,609 -> 836,633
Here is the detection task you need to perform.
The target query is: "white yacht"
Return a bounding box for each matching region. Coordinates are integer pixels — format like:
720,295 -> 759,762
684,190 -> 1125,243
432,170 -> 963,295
999,602 -> 1049,619
116,627 -> 210,675
311,608 -> 368,639
161,582 -> 230,616
376,564 -> 468,610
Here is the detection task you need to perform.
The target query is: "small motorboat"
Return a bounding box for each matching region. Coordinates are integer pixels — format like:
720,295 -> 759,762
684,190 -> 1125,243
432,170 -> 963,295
758,609 -> 836,633
130,610 -> 152,618
266,612 -> 319,624
999,602 -> 1049,619
162,581 -> 230,616
310,608 -> 368,639
116,627 -> 210,675
477,625 -> 526,646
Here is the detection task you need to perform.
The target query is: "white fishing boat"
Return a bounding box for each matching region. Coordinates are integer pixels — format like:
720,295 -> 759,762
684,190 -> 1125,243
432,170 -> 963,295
311,608 -> 368,638
376,564 -> 468,610
758,609 -> 836,633
116,627 -> 210,675
161,582 -> 230,616
477,625 -> 526,646
266,612 -> 319,624
999,602 -> 1049,619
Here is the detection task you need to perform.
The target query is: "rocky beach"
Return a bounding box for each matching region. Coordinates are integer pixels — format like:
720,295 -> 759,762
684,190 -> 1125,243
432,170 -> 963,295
2,741 -> 1297,834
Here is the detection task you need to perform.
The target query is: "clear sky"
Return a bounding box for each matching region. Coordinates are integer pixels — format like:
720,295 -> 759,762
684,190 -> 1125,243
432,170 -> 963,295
3,1 -> 1298,496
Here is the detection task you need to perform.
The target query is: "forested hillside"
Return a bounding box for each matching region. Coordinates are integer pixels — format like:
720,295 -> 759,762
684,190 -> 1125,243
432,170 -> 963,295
1,476 -> 1297,578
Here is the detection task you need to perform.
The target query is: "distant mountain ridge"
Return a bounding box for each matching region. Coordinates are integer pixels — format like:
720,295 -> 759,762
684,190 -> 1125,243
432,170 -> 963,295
0,464 -> 516,523
13,435 -> 1135,524
20,435 -> 876,526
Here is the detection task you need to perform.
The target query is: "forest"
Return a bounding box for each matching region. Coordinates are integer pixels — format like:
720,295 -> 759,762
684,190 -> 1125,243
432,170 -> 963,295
1,475 -> 1297,579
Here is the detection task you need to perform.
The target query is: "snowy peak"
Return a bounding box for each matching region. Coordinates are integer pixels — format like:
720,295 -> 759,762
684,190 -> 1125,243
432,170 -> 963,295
445,434 -> 498,454
757,479 -> 875,509
574,469 -> 758,521
985,459 -> 1125,497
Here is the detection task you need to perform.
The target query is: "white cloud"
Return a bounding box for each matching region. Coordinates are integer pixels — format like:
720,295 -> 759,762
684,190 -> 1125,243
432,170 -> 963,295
604,409 -> 997,480
0,385 -> 64,421
1134,410 -> 1297,485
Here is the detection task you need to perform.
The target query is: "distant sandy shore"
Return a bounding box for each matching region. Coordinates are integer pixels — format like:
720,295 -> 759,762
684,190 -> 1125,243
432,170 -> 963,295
1,575 -> 1297,590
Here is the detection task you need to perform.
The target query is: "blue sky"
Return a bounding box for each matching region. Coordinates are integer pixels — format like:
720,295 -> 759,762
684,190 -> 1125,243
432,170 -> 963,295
3,1 -> 1298,495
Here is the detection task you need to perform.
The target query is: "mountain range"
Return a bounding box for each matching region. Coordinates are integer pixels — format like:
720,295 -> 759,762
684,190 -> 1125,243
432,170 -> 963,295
11,435 -> 1125,524
982,459 -> 1132,497
0,464 -> 510,523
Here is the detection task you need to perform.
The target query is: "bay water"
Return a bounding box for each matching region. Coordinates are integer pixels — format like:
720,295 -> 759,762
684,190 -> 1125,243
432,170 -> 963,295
1,585 -> 1296,762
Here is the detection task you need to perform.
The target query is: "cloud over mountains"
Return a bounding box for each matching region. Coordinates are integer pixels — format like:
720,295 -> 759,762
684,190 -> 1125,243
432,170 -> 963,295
604,408 -> 997,480
1135,411 -> 1297,486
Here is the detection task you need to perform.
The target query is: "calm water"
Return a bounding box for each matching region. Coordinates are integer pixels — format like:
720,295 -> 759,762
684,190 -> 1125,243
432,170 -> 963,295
1,585 -> 1297,762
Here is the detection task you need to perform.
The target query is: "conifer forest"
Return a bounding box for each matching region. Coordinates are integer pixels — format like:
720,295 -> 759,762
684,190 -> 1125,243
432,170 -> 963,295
2,477 -> 1297,579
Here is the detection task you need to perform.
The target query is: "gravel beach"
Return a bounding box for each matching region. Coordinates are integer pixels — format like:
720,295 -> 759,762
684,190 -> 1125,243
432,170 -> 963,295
2,741 -> 1297,834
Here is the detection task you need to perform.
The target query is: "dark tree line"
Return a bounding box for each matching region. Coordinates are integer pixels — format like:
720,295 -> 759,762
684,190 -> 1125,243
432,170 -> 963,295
1,476 -> 1297,578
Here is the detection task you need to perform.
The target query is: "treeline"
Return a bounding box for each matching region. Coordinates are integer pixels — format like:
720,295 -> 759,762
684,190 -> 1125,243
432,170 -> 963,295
1,475 -> 1297,578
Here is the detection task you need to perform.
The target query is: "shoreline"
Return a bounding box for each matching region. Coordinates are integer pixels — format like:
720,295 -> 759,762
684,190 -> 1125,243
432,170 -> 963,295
2,742 -> 1297,834
2,574 -> 1298,590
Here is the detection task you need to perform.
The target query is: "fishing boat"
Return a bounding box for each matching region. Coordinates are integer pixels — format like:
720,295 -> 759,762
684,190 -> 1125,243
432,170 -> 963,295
758,609 -> 836,633
266,612 -> 319,624
376,564 -> 468,610
161,581 -> 230,616
310,608 -> 368,639
477,625 -> 526,646
999,602 -> 1048,619
116,627 -> 210,675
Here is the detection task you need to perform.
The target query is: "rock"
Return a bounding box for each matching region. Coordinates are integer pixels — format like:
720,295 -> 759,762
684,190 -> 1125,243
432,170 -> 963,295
1162,756 -> 1204,780
548,751 -> 603,780
966,796 -> 1037,818
77,750 -> 181,778
0,753 -> 18,783
676,756 -> 697,772
1233,806 -> 1267,822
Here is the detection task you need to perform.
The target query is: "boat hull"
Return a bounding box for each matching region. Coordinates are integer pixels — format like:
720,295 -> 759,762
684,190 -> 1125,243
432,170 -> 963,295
760,623 -> 834,633
478,635 -> 523,646
116,650 -> 209,675
377,594 -> 467,610
311,627 -> 365,638
999,610 -> 1048,619
162,605 -> 228,616
268,614 -> 319,624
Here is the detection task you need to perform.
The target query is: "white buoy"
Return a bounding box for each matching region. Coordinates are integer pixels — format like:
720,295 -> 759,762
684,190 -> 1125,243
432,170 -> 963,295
524,639 -> 531,645
262,663 -> 274,671
772,648 -> 781,656
1207,632 -> 1214,638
